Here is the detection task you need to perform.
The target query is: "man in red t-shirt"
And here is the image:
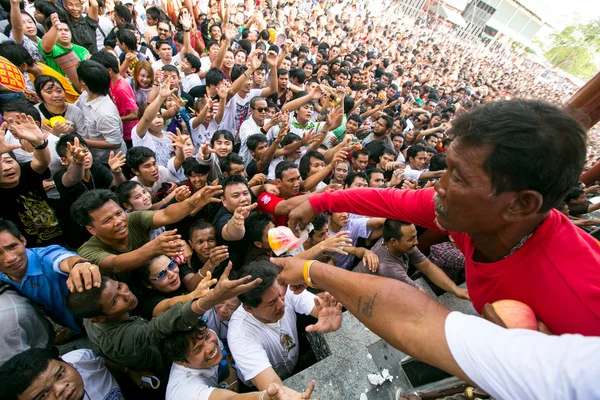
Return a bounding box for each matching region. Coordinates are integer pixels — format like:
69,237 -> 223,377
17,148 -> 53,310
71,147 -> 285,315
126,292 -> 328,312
288,100 -> 600,336
257,161 -> 308,227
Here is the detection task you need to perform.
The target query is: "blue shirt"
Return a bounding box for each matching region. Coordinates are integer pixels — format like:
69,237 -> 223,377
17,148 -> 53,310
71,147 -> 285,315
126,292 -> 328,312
0,246 -> 82,334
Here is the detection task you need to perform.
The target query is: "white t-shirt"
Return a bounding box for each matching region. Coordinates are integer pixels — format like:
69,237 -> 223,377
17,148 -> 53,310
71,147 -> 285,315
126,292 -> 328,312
220,88 -> 263,136
267,154 -> 303,181
61,349 -> 122,400
191,120 -> 219,148
182,73 -> 202,93
167,157 -> 185,181
199,56 -> 212,85
131,124 -> 173,167
166,334 -> 224,400
404,164 -> 425,180
152,54 -> 182,73
445,312 -> 600,400
238,117 -> 278,166
205,308 -> 230,344
131,165 -> 178,198
329,217 -> 372,270
228,289 -> 315,385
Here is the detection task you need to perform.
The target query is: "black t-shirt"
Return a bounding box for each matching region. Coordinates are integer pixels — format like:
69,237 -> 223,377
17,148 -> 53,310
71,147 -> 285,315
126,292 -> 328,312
0,163 -> 63,246
54,164 -> 113,249
246,160 -> 268,180
134,284 -> 186,320
212,205 -> 255,272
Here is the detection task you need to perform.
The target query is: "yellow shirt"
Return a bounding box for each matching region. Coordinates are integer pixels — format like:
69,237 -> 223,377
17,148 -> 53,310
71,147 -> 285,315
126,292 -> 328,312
29,63 -> 80,104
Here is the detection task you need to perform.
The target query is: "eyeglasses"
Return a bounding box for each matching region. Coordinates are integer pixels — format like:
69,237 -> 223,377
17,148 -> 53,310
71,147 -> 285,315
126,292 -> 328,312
158,27 -> 170,32
149,260 -> 178,281
253,107 -> 268,113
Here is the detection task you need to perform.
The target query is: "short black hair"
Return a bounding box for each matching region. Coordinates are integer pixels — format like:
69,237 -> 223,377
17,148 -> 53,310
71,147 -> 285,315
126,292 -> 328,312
155,39 -> 172,50
406,144 -> 426,164
565,187 -> 584,203
0,218 -> 22,239
382,219 -> 412,242
452,100 -> 586,212
0,40 -> 35,67
380,146 -> 397,159
188,219 -> 214,239
309,213 -> 328,237
206,68 -> 226,87
281,133 -> 301,147
290,67 -> 306,84
114,4 -> 132,22
34,75 -> 64,100
221,173 -> 249,194
182,52 -> 201,73
162,321 -> 209,363
247,134 -> 268,152
378,114 -> 393,130
0,348 -> 61,400
183,157 -> 210,177
235,261 -> 278,307
161,64 -> 179,75
114,180 -> 142,208
347,114 -> 362,125
220,153 -> 244,175
299,151 -> 324,180
344,171 -> 368,188
367,168 -> 384,182
429,153 -> 447,172
70,189 -> 119,227
55,133 -> 88,158
77,60 -> 111,96
66,276 -> 110,318
126,146 -> 156,171
3,98 -> 41,123
244,212 -> 273,244
352,149 -> 370,159
275,161 -> 298,180
116,28 -> 137,50
210,130 -> 235,147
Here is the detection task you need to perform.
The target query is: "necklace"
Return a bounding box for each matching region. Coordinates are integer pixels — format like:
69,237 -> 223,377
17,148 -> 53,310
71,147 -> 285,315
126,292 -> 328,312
503,230 -> 534,259
80,173 -> 96,192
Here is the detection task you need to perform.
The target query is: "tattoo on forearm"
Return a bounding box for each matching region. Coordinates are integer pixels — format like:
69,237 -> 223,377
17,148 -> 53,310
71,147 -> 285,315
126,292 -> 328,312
357,293 -> 377,318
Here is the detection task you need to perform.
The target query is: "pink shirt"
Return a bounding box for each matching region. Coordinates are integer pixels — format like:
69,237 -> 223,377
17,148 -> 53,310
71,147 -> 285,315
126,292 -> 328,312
110,77 -> 138,141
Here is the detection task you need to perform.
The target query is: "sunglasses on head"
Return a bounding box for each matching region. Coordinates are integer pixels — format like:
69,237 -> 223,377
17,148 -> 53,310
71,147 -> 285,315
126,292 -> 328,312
150,260 -> 178,282
253,107 -> 268,112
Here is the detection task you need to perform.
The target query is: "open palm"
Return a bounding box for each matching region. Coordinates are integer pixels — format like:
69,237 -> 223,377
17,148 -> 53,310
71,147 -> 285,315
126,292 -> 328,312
306,293 -> 343,333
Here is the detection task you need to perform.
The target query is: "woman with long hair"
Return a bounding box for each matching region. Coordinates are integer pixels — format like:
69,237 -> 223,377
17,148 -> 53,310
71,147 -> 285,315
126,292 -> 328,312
130,60 -> 154,108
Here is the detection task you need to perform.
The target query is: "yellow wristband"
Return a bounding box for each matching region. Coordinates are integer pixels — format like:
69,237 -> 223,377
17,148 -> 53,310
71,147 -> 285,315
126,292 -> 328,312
303,260 -> 319,289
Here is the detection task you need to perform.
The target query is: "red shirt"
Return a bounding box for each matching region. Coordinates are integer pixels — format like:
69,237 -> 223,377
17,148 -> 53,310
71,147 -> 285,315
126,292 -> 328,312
309,187 -> 600,336
110,77 -> 138,141
257,192 -> 289,227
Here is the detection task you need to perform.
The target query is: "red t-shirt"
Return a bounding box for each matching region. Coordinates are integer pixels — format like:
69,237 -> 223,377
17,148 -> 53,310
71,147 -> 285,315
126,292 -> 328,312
257,192 -> 289,227
110,78 -> 138,141
309,187 -> 600,336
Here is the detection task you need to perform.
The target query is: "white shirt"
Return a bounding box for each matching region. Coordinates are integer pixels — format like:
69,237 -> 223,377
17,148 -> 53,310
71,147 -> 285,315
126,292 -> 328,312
152,54 -> 182,73
61,349 -> 122,399
199,56 -> 212,85
166,334 -> 224,400
131,124 -> 173,167
131,165 -> 178,198
182,73 -> 202,93
445,311 -> 600,400
238,117 -> 278,166
220,88 -> 264,136
404,164 -> 425,180
191,120 -> 219,148
228,289 -> 315,385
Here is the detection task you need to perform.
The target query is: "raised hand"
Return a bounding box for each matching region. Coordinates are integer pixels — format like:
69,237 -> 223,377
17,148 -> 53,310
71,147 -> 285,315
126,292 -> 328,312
67,136 -> 87,165
7,113 -> 45,147
159,76 -> 177,98
189,185 -> 223,215
108,150 -> 126,173
50,12 -> 60,28
251,52 -> 262,70
265,50 -> 278,66
198,143 -> 216,160
168,128 -> 187,149
154,69 -> 164,85
301,128 -> 317,146
66,261 -> 102,292
180,11 -> 193,31
207,245 -> 229,267
232,203 -> 258,229
151,229 -> 185,257
191,272 -> 218,299
173,185 -> 191,202
316,230 -> 352,255
248,173 -> 266,187
217,82 -> 230,99
0,121 -> 21,154
306,292 -> 343,333
210,262 -> 262,303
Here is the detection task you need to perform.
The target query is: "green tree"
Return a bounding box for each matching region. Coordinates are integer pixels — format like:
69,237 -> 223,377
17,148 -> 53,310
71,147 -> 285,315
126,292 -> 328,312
544,19 -> 600,80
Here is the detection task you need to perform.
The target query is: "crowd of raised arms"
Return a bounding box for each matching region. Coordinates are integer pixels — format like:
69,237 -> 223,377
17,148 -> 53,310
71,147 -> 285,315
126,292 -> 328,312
0,0 -> 598,399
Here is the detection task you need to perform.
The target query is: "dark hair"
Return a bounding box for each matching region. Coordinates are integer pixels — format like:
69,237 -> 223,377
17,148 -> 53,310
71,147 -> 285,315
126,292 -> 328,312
90,49 -> 120,74
205,40 -> 219,51
247,134 -> 268,152
352,149 -> 370,160
66,276 -> 110,317
126,146 -> 156,171
309,213 -> 328,237
116,29 -> 137,51
70,189 -> 119,227
382,219 -> 412,242
3,99 -> 41,123
77,60 -> 111,96
145,6 -> 160,20
210,130 -> 235,147
221,173 -> 249,194
453,100 -> 586,212
367,168 -> 384,183
275,161 -> 298,180
406,144 -> 426,164
281,133 -> 301,147
114,180 -> 142,208
565,187 -> 584,203
55,133 -> 88,158
378,114 -> 393,130
220,153 -> 244,175
183,157 -> 210,177
114,4 -> 132,23
34,75 -> 65,100
34,0 -> 61,23
235,261 -> 278,307
245,212 -> 273,244
161,64 -> 179,75
155,39 -> 172,50
298,151 -> 324,180
429,153 -> 447,172
380,146 -> 397,159
188,219 -> 214,239
347,114 -> 362,125
134,254 -> 165,285
0,41 -> 35,67
249,96 -> 266,109
424,133 -> 438,143
162,321 -> 209,363
344,171 -> 367,188
0,219 -> 22,239
182,52 -> 201,73
206,68 -> 226,87
277,68 -> 289,77
0,348 -> 61,400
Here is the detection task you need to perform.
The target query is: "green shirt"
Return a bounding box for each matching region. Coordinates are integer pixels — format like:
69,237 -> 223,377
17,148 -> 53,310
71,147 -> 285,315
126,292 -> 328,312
77,210 -> 155,280
83,301 -> 203,373
332,114 -> 347,140
38,41 -> 90,77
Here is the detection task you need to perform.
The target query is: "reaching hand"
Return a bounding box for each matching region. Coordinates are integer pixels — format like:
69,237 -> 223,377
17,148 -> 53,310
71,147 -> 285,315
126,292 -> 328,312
217,82 -> 230,99
191,272 -> 218,299
306,292 -> 343,333
361,249 -> 379,272
248,173 -> 266,187
288,201 -> 317,235
189,185 -> 223,215
50,12 -> 60,28
453,287 -> 470,300
168,128 -> 188,149
208,245 -> 229,267
50,121 -> 74,136
180,12 -> 193,31
268,380 -> 317,399
159,76 -> 177,98
151,229 -> 185,257
317,231 -> 352,255
251,52 -> 262,71
108,151 -> 125,173
0,121 -> 21,154
223,23 -> 237,41
265,50 -> 278,66
210,262 -> 262,304
232,203 -> 258,229
198,143 -> 216,160
173,185 -> 191,202
7,113 -> 45,147
301,128 -> 317,146
67,136 -> 87,165
66,261 -> 102,292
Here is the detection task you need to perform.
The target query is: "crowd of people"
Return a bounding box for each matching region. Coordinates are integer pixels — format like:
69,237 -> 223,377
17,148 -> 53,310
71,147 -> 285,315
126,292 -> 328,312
0,0 -> 598,399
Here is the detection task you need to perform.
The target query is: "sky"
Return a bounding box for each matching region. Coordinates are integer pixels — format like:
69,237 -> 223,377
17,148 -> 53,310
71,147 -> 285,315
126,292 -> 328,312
544,0 -> 600,29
